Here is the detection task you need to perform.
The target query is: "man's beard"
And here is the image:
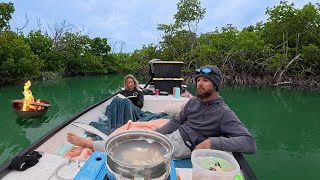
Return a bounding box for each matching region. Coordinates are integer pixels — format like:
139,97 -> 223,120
196,87 -> 214,99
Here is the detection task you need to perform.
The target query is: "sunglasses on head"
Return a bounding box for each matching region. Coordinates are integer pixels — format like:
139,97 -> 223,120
196,68 -> 211,75
195,68 -> 219,76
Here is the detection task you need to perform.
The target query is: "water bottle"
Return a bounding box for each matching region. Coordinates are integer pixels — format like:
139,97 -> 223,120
175,87 -> 180,98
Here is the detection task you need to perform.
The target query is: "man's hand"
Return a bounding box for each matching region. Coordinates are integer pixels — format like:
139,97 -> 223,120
195,139 -> 211,150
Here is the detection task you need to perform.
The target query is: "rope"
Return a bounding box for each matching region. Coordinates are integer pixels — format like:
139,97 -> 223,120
47,158 -> 85,180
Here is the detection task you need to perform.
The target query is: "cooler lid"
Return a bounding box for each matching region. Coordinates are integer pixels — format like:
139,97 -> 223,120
153,78 -> 184,81
153,61 -> 183,64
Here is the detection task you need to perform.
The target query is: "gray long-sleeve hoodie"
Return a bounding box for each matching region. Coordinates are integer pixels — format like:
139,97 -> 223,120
155,96 -> 257,154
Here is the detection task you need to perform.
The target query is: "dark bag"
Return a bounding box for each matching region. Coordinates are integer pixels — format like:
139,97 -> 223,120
10,151 -> 42,171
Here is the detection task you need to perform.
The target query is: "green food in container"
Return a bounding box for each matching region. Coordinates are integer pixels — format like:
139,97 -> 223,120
196,157 -> 233,172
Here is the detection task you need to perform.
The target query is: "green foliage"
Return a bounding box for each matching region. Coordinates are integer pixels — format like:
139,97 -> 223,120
263,1 -> 320,49
25,30 -> 53,56
58,32 -> 90,58
203,25 -> 238,53
264,1 -> 298,47
234,30 -> 265,53
301,44 -> 320,74
157,0 -> 205,62
295,3 -> 320,46
55,33 -> 111,76
231,30 -> 266,69
160,30 -> 196,61
65,54 -> 105,76
0,31 -> 42,83
157,23 -> 186,60
102,53 -> 121,73
0,28 -> 116,84
174,0 -> 206,30
41,50 -> 65,73
1,1 -> 320,86
157,23 -> 181,35
0,2 -> 14,31
80,53 -> 105,74
255,1 -> 320,77
265,53 -> 287,73
105,52 -> 141,73
90,37 -> 111,56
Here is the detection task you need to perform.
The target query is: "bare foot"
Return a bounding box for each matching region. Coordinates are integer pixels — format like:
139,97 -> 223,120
64,146 -> 85,158
66,132 -> 92,148
64,146 -> 92,160
79,148 -> 92,159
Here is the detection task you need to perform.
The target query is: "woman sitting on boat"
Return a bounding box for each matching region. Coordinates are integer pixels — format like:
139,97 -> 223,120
108,74 -> 143,122
90,74 -> 144,135
65,74 -> 145,159
117,74 -> 144,109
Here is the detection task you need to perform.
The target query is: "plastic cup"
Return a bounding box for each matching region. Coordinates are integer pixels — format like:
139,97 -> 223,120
175,87 -> 180,98
173,87 -> 176,96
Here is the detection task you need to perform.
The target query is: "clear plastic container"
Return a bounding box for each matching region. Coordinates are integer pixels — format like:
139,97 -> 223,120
191,149 -> 241,180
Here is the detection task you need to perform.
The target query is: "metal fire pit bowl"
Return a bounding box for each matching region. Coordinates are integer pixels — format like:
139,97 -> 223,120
12,99 -> 51,118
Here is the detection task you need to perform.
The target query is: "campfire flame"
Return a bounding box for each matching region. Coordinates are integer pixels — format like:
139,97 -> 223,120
21,80 -> 44,111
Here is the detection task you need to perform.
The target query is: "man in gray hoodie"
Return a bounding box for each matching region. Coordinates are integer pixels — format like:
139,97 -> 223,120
155,65 -> 257,159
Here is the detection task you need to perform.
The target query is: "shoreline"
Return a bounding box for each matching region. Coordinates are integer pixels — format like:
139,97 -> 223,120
1,72 -> 319,90
181,71 -> 320,90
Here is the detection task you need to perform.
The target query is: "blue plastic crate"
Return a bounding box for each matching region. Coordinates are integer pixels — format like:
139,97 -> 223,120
74,151 -> 107,180
75,151 -> 178,180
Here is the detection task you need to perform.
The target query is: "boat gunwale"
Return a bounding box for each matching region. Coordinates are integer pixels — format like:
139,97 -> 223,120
233,152 -> 257,180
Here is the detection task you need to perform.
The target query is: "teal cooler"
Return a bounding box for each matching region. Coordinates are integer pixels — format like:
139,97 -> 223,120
153,78 -> 183,94
152,61 -> 183,78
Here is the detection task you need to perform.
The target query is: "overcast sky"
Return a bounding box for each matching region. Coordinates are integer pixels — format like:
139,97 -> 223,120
4,0 -> 318,53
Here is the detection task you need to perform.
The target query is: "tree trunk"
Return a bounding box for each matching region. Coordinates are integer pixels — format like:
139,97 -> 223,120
276,54 -> 301,84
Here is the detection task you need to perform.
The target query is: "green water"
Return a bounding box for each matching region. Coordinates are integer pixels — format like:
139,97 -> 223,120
188,85 -> 320,179
0,76 -> 319,179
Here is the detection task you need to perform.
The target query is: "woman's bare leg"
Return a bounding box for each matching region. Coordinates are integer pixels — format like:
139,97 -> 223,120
66,132 -> 93,149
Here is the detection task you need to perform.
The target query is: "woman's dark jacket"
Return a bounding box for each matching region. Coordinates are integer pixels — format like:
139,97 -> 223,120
120,88 -> 144,109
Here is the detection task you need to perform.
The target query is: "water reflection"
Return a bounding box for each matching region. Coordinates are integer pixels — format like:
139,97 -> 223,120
15,116 -> 50,128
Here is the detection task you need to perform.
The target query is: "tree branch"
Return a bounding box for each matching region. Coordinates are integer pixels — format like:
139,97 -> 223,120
276,54 -> 301,84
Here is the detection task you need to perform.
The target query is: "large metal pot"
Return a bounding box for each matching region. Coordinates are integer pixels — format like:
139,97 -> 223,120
105,130 -> 174,179
71,123 -> 174,179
